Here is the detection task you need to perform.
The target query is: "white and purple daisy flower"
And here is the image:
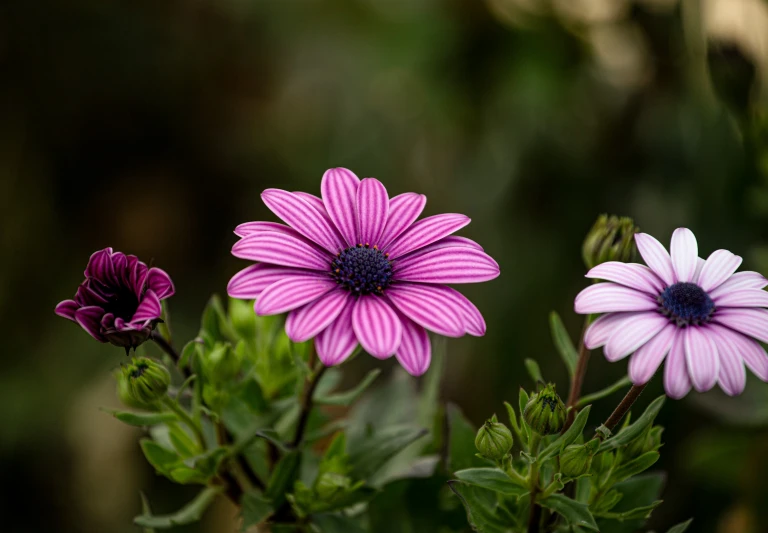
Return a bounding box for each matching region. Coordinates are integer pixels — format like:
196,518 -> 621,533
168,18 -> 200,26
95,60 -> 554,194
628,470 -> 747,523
575,228 -> 768,399
227,168 -> 500,375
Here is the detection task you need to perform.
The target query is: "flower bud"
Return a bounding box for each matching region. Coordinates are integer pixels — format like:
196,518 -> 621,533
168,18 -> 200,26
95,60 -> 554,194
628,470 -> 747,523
475,415 -> 514,460
118,357 -> 170,407
559,439 -> 599,478
523,383 -> 566,435
315,472 -> 352,501
205,342 -> 241,383
624,425 -> 664,459
582,215 -> 639,269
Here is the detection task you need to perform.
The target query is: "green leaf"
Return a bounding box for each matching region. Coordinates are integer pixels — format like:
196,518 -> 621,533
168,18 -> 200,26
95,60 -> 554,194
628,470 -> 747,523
179,340 -> 198,369
607,451 -> 660,486
598,396 -> 665,453
550,311 -> 578,378
311,513 -> 367,533
597,473 -> 666,533
316,369 -> 381,406
667,519 -> 693,533
594,501 -> 662,521
168,424 -> 200,458
446,403 -> 487,472
229,425 -> 288,458
538,406 -> 592,463
540,493 -> 599,531
103,409 -> 177,427
591,489 -> 622,514
448,481 -> 509,533
134,486 -> 223,528
524,358 -> 544,384
577,377 -> 632,408
240,490 -> 273,532
349,425 -> 428,481
518,388 -> 531,442
265,450 -> 301,508
140,492 -> 156,533
168,466 -> 208,485
453,468 -> 529,496
140,439 -> 181,478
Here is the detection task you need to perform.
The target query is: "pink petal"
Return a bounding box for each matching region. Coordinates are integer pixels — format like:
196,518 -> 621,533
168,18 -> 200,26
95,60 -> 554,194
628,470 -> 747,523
254,276 -> 337,315
395,314 -> 431,376
146,268 -> 175,300
55,300 -> 79,321
234,221 -> 301,239
262,189 -> 345,253
684,326 -> 719,392
635,233 -> 675,287
356,178 -> 389,246
386,283 -> 464,337
628,322 -> 676,384
395,236 -> 485,265
604,311 -> 668,362
285,290 -> 351,343
697,250 -> 743,293
232,232 -> 331,271
692,257 -> 706,284
584,312 -> 635,349
132,289 -> 162,323
710,324 -> 768,381
378,193 -> 427,248
713,308 -> 768,344
75,306 -> 106,341
385,213 -> 471,259
670,228 -> 698,283
321,167 -> 360,247
85,248 -> 116,283
709,326 -> 747,396
315,299 -> 358,366
394,247 -> 500,284
664,332 -> 691,399
585,262 -> 664,295
352,296 -> 402,359
574,283 -> 658,314
443,287 -> 486,336
228,264 -> 320,299
709,271 -> 768,300
713,289 -> 768,308
293,191 -> 330,220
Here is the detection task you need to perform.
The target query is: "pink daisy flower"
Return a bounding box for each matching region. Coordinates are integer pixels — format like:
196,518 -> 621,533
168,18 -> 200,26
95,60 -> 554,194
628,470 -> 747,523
227,168 -> 500,376
575,228 -> 768,398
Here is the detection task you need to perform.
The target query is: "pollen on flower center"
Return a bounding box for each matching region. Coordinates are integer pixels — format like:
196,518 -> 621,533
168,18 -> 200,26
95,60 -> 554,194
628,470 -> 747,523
331,244 -> 393,295
659,282 -> 715,326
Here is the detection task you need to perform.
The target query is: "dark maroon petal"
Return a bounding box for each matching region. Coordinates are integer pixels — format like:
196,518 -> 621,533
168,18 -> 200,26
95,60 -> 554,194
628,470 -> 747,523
101,312 -> 116,329
130,258 -> 149,294
146,268 -> 175,300
75,306 -> 107,341
132,289 -> 162,323
84,248 -> 115,283
55,300 -> 79,321
112,252 -> 128,284
76,283 -> 108,306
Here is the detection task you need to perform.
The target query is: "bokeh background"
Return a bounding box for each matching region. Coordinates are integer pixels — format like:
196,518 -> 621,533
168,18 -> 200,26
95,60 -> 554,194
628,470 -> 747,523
2,0 -> 768,531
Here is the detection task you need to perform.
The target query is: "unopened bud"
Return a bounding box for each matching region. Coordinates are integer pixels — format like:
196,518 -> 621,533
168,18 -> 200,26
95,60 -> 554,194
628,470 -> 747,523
523,383 -> 566,435
625,425 -> 664,459
559,439 -> 599,478
206,343 -> 241,383
582,215 -> 639,269
315,472 -> 352,501
475,415 -> 514,460
118,357 -> 170,408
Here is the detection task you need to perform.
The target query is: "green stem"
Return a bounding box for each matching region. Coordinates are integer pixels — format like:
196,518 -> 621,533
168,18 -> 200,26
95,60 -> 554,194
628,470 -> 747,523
502,460 -> 529,487
162,397 -> 206,450
291,359 -> 328,448
527,433 -> 543,533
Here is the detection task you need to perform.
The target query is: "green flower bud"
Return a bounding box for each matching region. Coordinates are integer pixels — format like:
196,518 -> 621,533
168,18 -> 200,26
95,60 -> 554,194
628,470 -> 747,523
205,342 -> 241,383
118,357 -> 170,408
475,415 -> 514,460
315,472 -> 352,501
582,215 -> 639,269
523,383 -> 566,435
559,439 -> 599,478
625,425 -> 664,459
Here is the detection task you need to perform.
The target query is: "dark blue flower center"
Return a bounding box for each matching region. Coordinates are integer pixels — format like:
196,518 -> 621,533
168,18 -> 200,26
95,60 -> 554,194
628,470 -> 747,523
331,245 -> 393,295
659,282 -> 715,326
105,287 -> 140,321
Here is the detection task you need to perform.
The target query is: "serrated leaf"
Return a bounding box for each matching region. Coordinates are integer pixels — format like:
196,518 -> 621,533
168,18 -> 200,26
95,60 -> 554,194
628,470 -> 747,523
550,311 -> 578,378
349,425 -> 427,481
454,468 -> 529,496
448,481 -> 510,533
667,519 -> 693,533
316,369 -> 381,406
598,396 -> 665,453
134,486 -> 223,528
265,450 -> 301,507
524,358 -> 544,384
607,452 -> 660,486
240,490 -> 273,532
538,406 -> 592,463
103,409 -> 177,427
541,494 -> 599,531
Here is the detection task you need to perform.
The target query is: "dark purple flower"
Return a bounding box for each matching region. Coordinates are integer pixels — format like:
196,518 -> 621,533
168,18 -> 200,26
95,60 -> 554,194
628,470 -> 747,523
55,248 -> 175,350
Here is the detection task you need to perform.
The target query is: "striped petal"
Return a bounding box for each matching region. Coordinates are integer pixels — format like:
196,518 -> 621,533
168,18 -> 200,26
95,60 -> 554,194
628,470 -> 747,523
396,314 -> 431,376
285,290 -> 351,342
443,287 -> 486,336
234,221 -> 301,239
315,300 -> 358,366
574,283 -> 658,314
75,306 -> 106,341
710,271 -> 768,300
356,178 -> 389,246
635,233 -> 675,287
385,213 -> 471,259
664,332 -> 691,399
709,326 -> 747,396
378,193 -> 427,248
228,264 -> 320,299
698,249 -> 743,293
352,296 -> 402,359
670,228 -> 698,283
604,311 -> 668,362
713,308 -> 768,344
262,189 -> 345,253
684,326 -> 719,392
321,167 -> 360,247
710,324 -> 768,381
714,289 -> 768,308
396,236 -> 485,265
692,257 -> 706,284
293,192 -> 330,219
394,247 -> 499,284
132,289 -> 162,323
386,283 -> 464,337
584,312 -> 635,349
628,323 -> 676,384
254,276 -> 337,315
585,262 -> 664,295
146,268 -> 175,300
55,300 -> 79,321
232,232 -> 331,271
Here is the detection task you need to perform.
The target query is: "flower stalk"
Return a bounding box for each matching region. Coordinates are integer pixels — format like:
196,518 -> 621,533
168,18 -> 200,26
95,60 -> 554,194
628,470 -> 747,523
598,383 -> 648,438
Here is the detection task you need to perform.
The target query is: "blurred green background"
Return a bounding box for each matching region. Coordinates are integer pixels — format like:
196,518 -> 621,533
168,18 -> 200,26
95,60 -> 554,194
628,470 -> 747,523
2,0 -> 768,531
